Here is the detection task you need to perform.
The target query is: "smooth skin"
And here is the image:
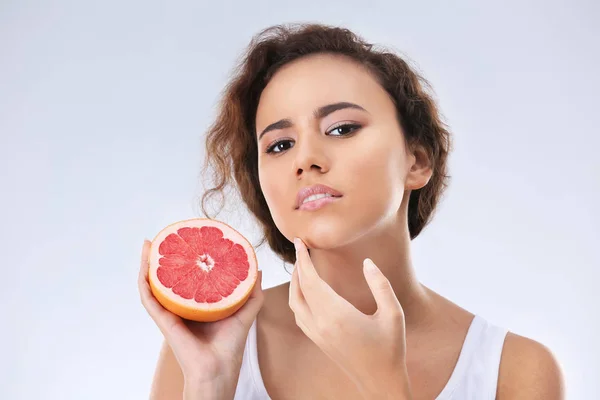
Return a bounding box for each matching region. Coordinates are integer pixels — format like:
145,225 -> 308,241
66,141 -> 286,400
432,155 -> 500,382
289,238 -> 412,398
141,53 -> 565,399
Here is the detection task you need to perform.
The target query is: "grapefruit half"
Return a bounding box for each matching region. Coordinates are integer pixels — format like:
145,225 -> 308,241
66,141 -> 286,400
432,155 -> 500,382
148,218 -> 258,322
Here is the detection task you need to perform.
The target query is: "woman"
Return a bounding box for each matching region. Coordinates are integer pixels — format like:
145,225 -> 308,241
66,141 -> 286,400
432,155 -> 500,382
138,23 -> 564,399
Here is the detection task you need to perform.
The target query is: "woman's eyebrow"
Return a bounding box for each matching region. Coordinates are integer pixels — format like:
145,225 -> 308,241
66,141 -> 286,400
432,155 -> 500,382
257,101 -> 368,140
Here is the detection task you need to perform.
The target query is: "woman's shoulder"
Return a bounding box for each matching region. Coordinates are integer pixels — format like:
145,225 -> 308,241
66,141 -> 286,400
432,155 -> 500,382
428,290 -> 565,398
424,293 -> 564,399
259,282 -> 296,331
262,281 -> 290,304
496,330 -> 565,399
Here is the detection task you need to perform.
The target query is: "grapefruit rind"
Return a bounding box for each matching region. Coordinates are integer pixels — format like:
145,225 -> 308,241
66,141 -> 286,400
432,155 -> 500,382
148,218 -> 258,322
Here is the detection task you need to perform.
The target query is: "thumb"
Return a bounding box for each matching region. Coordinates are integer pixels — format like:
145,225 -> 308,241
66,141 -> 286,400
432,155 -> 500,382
234,270 -> 264,327
363,259 -> 402,316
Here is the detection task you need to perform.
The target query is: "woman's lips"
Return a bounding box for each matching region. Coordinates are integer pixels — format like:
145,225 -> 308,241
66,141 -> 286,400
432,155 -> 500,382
297,195 -> 341,211
295,184 -> 343,209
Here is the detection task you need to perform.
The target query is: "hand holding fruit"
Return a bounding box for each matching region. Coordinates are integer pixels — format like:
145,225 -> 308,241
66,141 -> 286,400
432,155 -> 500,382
138,228 -> 264,399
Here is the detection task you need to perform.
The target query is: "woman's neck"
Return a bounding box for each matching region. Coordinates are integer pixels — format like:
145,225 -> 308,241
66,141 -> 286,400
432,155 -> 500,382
308,233 -> 431,327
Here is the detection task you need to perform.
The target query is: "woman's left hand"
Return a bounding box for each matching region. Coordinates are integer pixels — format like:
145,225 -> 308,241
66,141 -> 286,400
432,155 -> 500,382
289,238 -> 413,400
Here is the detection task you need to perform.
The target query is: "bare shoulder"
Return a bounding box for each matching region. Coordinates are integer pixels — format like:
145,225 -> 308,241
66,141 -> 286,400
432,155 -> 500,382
497,331 -> 565,400
259,281 -> 293,325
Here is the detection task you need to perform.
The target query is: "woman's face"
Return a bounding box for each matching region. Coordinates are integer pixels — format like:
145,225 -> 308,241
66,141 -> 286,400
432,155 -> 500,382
255,53 -> 428,249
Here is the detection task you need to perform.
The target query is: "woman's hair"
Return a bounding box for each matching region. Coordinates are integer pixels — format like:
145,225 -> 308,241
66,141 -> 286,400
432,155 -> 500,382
200,22 -> 451,264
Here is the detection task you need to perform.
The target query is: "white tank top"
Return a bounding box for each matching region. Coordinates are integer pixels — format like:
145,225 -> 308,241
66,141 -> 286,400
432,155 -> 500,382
234,314 -> 508,399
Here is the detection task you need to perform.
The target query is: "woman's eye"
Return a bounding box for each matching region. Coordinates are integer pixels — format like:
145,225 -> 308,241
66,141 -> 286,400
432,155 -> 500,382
266,140 -> 294,154
327,123 -> 361,136
265,124 -> 360,154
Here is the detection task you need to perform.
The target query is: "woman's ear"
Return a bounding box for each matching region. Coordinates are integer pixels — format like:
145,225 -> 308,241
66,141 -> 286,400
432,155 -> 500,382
405,144 -> 433,190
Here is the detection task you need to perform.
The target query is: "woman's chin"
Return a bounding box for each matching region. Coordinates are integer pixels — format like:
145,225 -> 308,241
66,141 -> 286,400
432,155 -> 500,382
295,221 -> 358,250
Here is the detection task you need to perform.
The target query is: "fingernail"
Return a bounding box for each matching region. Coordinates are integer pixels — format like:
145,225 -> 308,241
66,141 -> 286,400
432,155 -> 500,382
364,258 -> 377,273
293,237 -> 300,251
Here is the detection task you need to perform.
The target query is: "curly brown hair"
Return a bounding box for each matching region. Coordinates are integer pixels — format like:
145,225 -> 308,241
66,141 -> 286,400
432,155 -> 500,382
200,22 -> 451,265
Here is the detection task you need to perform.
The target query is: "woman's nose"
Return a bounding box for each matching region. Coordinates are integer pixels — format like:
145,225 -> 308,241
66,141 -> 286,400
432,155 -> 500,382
293,133 -> 330,177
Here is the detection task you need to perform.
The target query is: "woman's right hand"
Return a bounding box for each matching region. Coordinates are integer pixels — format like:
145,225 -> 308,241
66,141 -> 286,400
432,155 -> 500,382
137,239 -> 264,398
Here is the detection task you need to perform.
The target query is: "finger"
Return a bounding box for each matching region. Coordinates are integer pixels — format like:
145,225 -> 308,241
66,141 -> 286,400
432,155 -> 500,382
293,238 -> 328,311
249,269 -> 263,299
138,240 -> 183,335
289,263 -> 316,336
233,270 -> 265,327
138,239 -> 151,281
362,258 -> 403,317
289,262 -> 311,319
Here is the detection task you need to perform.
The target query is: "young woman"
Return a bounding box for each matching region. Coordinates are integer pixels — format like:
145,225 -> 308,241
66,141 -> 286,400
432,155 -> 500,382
138,23 -> 564,399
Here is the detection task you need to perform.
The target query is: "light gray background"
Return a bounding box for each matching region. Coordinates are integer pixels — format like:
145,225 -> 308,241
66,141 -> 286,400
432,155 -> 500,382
1,0 -> 598,399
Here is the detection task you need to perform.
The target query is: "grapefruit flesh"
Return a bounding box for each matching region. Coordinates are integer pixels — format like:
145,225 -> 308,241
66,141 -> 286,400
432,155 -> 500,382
148,218 -> 258,322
